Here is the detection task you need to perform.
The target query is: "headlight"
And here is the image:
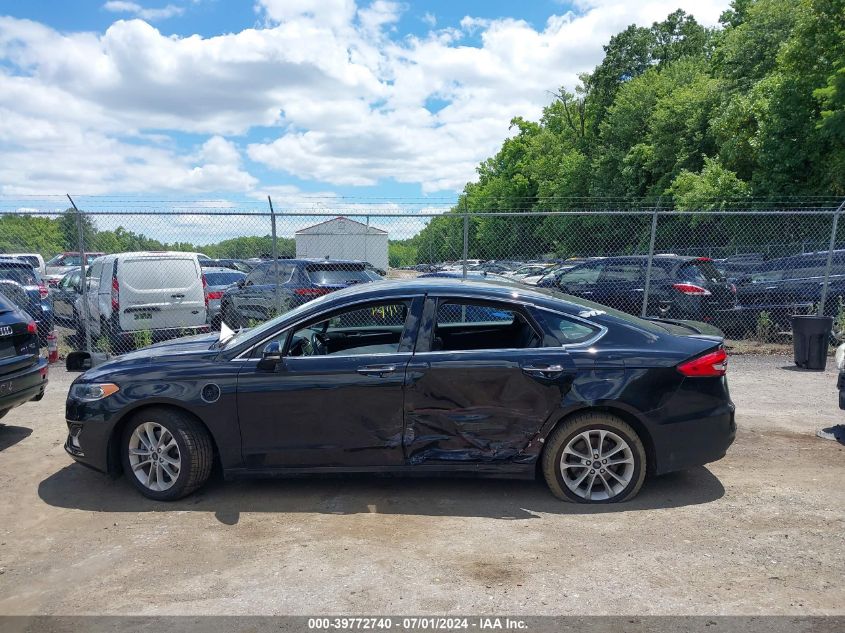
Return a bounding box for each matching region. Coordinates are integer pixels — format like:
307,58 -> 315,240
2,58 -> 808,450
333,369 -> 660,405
70,383 -> 120,401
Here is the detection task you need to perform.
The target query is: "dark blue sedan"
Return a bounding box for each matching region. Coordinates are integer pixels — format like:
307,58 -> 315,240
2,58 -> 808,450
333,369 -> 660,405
64,279 -> 735,504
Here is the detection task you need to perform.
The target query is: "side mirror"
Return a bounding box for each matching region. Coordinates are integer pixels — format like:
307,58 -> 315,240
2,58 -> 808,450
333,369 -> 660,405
66,350 -> 110,371
257,341 -> 283,371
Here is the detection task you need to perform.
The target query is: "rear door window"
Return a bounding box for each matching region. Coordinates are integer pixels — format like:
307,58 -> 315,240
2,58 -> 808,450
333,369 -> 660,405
600,262 -> 643,282
559,261 -> 603,284
433,300 -> 540,351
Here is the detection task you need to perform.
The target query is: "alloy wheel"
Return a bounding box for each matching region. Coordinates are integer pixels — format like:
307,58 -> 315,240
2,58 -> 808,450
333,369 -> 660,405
128,422 -> 182,492
559,429 -> 635,501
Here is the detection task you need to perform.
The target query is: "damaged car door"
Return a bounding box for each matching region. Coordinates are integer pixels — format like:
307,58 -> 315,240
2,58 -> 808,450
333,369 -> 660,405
403,296 -> 570,465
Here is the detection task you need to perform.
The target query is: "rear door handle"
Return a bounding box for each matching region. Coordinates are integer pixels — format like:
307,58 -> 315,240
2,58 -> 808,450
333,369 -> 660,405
522,364 -> 565,378
357,364 -> 397,376
171,293 -> 185,299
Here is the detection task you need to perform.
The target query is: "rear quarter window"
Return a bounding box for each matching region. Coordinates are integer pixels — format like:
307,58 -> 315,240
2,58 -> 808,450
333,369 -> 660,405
537,311 -> 601,344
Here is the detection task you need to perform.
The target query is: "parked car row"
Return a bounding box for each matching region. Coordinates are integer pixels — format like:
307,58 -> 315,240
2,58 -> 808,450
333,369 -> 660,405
18,252 -> 384,351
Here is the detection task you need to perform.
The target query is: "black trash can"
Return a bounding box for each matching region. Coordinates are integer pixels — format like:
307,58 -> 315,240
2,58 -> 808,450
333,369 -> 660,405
792,315 -> 833,370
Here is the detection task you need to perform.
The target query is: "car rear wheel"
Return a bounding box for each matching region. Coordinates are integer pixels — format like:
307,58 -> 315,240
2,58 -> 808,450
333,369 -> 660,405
121,408 -> 213,501
542,412 -> 646,503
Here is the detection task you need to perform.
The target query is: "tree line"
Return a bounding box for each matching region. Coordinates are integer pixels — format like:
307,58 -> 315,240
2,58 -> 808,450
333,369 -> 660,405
390,0 -> 845,266
0,209 -> 295,260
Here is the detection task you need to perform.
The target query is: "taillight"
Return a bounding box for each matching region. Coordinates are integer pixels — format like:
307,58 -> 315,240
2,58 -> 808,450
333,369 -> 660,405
677,347 -> 728,377
26,321 -> 37,335
672,283 -> 711,296
38,282 -> 49,299
202,275 -> 209,308
111,276 -> 119,312
294,287 -> 331,296
206,290 -> 223,300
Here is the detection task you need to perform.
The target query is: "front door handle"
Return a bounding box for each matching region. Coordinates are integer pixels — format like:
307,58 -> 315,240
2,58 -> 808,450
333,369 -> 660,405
357,364 -> 397,376
522,364 -> 565,378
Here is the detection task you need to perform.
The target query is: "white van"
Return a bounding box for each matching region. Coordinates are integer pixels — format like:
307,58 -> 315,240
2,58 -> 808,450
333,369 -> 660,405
76,252 -> 208,349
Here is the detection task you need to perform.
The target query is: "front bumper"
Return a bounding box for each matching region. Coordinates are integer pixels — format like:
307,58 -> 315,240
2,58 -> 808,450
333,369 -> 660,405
64,396 -> 119,472
0,357 -> 48,414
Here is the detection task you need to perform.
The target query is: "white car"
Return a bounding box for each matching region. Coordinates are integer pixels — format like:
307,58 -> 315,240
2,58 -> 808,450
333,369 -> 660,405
5,253 -> 46,276
505,264 -> 553,281
75,251 -> 209,350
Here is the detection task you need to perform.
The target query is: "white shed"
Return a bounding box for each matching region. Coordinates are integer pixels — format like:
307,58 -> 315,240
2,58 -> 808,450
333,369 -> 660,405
295,217 -> 389,270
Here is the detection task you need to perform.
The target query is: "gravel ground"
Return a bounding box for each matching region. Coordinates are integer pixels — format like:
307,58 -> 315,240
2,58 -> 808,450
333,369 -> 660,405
0,355 -> 843,616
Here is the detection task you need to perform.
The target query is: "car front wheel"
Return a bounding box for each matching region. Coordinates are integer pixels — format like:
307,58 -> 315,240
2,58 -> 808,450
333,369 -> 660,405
121,407 -> 213,501
542,412 -> 646,503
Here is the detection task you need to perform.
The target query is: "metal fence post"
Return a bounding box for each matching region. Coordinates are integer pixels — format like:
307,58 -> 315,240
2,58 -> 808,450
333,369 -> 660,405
268,195 -> 282,317
640,203 -> 660,318
365,215 -> 370,266
818,198 -> 845,316
462,204 -> 469,280
66,194 -> 92,353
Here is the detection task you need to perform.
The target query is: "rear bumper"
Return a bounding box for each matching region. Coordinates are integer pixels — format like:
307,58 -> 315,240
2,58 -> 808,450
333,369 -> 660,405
650,404 -> 736,474
648,377 -> 736,475
0,357 -> 48,414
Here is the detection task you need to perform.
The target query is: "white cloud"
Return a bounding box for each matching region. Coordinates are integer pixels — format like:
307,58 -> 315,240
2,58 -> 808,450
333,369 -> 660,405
0,0 -> 729,197
103,1 -> 185,21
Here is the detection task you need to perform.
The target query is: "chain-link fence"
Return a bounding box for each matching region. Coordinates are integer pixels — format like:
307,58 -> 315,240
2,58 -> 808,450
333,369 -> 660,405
1,195 -> 844,356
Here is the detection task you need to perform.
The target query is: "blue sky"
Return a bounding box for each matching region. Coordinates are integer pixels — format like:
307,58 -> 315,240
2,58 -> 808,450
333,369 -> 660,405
0,0 -> 728,220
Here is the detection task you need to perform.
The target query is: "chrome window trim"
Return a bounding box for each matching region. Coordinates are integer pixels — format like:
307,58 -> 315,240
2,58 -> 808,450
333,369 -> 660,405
234,294 -> 424,360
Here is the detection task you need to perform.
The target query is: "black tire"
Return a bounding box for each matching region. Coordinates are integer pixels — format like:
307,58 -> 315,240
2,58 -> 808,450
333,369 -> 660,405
120,407 -> 213,501
0,408 -> 8,422
542,412 -> 646,504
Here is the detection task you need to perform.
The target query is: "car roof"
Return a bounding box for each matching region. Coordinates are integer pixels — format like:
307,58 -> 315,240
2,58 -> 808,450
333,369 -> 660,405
202,266 -> 244,274
256,258 -> 365,267
98,251 -> 201,260
309,277 -> 601,313
0,257 -> 32,267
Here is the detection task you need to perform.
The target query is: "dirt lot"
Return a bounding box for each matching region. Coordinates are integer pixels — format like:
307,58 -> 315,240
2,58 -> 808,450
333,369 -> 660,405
0,356 -> 843,616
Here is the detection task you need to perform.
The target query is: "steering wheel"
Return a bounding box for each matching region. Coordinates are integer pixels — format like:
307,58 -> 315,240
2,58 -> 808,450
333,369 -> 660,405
311,331 -> 329,355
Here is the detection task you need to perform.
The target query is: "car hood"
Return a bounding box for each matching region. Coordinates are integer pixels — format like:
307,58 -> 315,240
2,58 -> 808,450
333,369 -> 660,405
80,333 -> 219,378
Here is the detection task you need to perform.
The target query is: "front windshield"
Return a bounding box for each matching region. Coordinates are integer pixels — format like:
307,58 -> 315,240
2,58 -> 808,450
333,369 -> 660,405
222,291 -> 339,350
